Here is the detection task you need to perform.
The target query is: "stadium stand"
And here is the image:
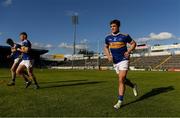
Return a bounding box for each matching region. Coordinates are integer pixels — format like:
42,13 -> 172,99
161,55 -> 180,69
130,55 -> 170,69
41,43 -> 180,71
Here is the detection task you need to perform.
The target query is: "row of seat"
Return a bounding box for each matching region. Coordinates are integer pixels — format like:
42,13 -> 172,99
41,55 -> 180,69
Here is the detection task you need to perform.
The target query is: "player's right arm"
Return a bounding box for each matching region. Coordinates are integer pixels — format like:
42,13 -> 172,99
7,47 -> 15,59
17,42 -> 30,53
11,47 -> 16,52
7,54 -> 13,59
104,44 -> 113,62
18,46 -> 29,53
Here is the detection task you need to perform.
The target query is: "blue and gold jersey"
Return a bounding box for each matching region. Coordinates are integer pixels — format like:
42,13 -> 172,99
105,33 -> 133,64
21,39 -> 32,60
11,44 -> 21,59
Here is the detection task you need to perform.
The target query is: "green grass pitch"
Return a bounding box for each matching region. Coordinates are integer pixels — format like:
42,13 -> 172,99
0,69 -> 180,117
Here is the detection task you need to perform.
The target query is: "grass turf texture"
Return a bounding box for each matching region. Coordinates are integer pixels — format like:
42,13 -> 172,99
0,69 -> 180,117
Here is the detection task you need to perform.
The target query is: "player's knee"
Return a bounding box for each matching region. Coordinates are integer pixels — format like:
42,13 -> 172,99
119,77 -> 126,84
10,68 -> 15,73
27,72 -> 33,77
16,70 -> 21,75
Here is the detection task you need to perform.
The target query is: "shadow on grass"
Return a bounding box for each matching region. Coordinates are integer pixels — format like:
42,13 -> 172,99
40,81 -> 106,89
39,79 -> 88,84
121,86 -> 175,108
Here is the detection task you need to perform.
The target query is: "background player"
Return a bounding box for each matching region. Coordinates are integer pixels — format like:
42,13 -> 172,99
6,38 -> 29,86
16,32 -> 40,89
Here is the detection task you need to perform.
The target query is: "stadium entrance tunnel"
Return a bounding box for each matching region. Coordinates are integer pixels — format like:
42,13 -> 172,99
0,45 -> 48,68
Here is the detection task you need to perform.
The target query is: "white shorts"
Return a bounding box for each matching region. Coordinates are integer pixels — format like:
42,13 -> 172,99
113,60 -> 129,74
19,60 -> 33,69
14,58 -> 21,64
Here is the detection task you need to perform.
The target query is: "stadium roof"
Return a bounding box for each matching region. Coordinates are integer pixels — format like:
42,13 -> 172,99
0,45 -> 48,55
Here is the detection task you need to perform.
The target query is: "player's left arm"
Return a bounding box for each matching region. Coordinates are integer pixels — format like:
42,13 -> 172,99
124,35 -> 137,58
127,40 -> 137,53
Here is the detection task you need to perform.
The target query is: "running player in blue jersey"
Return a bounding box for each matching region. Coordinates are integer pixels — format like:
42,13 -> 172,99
16,32 -> 40,89
6,38 -> 29,86
104,19 -> 138,109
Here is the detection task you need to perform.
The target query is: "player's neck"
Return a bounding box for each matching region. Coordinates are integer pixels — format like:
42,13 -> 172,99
112,31 -> 120,36
22,39 -> 27,41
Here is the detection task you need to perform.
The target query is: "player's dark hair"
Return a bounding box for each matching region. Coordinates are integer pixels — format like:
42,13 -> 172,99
6,38 -> 14,46
110,19 -> 121,27
20,32 -> 28,38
